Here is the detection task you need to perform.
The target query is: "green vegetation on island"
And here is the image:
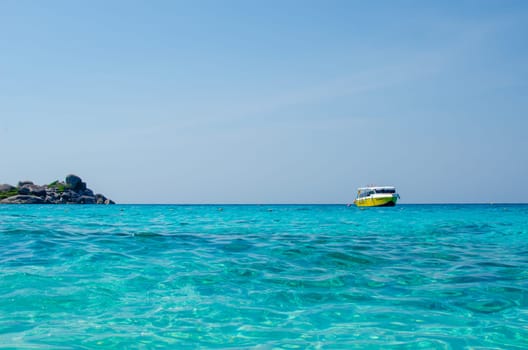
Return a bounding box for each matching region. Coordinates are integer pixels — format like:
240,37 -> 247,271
0,187 -> 18,200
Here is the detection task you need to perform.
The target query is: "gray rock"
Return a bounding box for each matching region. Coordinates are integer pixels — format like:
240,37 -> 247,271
28,185 -> 47,197
1,195 -> 45,204
46,192 -> 58,200
104,199 -> 115,205
77,182 -> 87,192
65,174 -> 82,190
0,184 -> 15,192
82,189 -> 94,197
60,191 -> 72,201
79,196 -> 96,204
65,192 -> 81,203
95,194 -> 106,204
70,191 -> 80,200
18,186 -> 30,195
18,184 -> 46,197
18,181 -> 34,187
45,187 -> 57,195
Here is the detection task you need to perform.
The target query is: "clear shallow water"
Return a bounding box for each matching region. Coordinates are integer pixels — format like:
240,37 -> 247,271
0,204 -> 527,349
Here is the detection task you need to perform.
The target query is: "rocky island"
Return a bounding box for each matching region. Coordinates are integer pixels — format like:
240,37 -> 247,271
0,174 -> 115,204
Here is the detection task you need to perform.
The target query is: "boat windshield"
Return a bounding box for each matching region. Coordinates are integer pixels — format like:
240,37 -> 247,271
375,188 -> 395,194
357,188 -> 396,198
358,190 -> 374,198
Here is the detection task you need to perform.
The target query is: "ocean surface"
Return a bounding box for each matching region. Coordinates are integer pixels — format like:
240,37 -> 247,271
0,204 -> 527,349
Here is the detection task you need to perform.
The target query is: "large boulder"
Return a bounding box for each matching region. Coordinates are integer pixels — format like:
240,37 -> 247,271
18,186 -> 30,195
18,181 -> 33,187
18,185 -> 46,197
0,184 -> 15,193
65,174 -> 83,191
29,185 -> 47,197
1,195 -> 45,204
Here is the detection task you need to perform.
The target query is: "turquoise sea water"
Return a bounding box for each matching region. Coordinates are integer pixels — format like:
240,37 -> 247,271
0,204 -> 527,349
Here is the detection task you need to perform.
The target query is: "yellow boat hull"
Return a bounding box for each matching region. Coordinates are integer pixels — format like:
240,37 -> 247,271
354,195 -> 398,207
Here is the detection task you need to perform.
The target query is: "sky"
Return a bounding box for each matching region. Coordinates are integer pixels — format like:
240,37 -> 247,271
1,0 -> 527,204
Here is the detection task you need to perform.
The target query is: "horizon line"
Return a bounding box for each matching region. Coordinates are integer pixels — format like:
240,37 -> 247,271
107,202 -> 528,205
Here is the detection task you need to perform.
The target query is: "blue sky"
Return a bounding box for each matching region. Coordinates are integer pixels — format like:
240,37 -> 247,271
1,1 -> 527,203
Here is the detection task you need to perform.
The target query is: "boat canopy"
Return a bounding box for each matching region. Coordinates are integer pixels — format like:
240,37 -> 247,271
356,186 -> 397,198
357,186 -> 396,192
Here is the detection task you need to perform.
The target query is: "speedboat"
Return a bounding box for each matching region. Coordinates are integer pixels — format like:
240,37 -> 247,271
353,186 -> 399,207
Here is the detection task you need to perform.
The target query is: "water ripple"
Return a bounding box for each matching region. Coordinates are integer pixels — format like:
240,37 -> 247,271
0,204 -> 527,348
